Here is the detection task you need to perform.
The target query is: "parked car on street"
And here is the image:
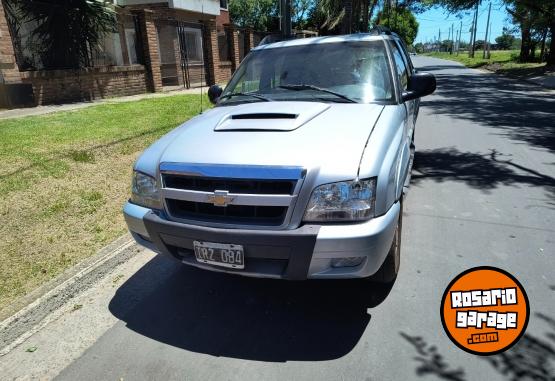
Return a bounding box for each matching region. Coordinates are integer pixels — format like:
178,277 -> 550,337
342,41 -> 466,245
124,29 -> 435,282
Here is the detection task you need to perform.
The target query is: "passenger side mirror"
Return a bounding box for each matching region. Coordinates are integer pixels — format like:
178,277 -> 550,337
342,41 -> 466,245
402,72 -> 436,102
208,85 -> 223,104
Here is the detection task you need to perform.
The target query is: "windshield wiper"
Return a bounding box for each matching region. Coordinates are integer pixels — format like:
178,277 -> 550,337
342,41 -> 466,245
277,84 -> 357,103
219,92 -> 271,102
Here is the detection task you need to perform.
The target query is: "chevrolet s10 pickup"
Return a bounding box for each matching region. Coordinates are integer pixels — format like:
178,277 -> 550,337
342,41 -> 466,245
124,29 -> 435,282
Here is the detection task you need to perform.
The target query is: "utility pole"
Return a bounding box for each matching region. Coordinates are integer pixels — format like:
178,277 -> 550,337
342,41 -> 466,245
450,23 -> 454,54
438,29 -> 441,51
483,2 -> 492,59
487,19 -> 492,58
457,20 -> 462,55
280,0 -> 292,38
278,0 -> 282,32
469,1 -> 479,58
342,0 -> 353,34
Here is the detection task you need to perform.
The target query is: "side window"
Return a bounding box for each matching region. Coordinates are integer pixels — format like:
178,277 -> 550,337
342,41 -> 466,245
390,41 -> 409,91
396,39 -> 414,72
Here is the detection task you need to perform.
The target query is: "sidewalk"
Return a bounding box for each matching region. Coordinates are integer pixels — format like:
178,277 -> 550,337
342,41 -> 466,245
0,87 -> 205,121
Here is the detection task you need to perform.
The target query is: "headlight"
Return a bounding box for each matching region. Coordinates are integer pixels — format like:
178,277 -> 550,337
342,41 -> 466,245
131,171 -> 161,209
303,178 -> 376,222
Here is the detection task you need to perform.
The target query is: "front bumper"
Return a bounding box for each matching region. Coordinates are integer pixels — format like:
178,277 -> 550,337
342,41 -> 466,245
123,201 -> 399,280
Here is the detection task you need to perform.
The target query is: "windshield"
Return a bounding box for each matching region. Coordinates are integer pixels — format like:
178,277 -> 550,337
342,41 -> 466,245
220,40 -> 395,105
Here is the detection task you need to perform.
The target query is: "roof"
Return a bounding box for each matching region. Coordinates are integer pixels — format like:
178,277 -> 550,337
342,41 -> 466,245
252,33 -> 394,51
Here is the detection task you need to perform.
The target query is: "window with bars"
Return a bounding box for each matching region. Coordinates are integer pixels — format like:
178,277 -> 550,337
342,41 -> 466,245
179,27 -> 204,63
218,28 -> 232,62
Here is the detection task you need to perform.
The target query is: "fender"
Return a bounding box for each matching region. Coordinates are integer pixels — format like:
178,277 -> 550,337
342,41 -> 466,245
359,105 -> 407,216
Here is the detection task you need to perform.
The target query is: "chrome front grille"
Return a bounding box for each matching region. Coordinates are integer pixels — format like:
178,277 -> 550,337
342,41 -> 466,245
162,175 -> 297,195
160,163 -> 305,228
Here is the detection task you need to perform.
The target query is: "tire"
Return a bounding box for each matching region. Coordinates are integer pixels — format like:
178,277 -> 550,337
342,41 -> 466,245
372,198 -> 403,283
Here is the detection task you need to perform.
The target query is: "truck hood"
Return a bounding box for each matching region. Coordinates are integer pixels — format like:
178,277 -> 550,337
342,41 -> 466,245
140,101 -> 384,181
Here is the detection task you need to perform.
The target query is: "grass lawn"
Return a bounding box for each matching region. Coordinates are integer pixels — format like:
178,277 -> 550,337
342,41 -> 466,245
0,94 -> 208,309
423,50 -> 547,77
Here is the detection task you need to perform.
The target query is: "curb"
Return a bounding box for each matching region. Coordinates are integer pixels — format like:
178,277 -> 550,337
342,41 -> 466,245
423,55 -> 555,90
475,67 -> 555,90
0,234 -> 138,356
0,87 -> 204,121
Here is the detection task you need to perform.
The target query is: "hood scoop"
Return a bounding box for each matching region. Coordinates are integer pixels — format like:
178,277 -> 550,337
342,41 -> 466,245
231,113 -> 298,120
214,102 -> 330,132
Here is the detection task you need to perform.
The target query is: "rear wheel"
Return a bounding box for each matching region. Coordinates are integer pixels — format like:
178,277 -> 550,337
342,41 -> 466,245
372,199 -> 403,283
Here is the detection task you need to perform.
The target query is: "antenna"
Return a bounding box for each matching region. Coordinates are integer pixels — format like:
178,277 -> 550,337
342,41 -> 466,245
200,1 -> 204,114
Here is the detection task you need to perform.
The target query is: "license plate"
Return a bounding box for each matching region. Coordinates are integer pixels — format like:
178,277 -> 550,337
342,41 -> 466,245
193,241 -> 244,269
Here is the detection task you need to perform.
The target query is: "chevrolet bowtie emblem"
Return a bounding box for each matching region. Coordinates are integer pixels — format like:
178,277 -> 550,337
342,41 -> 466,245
208,190 -> 234,207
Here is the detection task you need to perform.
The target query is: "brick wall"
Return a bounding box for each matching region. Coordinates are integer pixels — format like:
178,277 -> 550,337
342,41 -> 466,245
226,25 -> 241,71
216,9 -> 230,28
135,9 -> 163,92
0,1 -> 21,83
2,2 -> 244,105
217,62 -> 233,84
21,65 -> 147,105
202,19 -> 220,85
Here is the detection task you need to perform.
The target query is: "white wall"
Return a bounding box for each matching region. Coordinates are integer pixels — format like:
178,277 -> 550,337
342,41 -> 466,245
169,0 -> 220,15
117,0 -> 220,15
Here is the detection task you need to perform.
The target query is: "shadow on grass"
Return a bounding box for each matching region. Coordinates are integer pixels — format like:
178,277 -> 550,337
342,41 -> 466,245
495,65 -> 552,78
0,124 -> 170,179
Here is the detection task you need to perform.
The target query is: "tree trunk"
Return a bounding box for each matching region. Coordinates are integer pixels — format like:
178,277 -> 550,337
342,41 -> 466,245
520,25 -> 531,62
539,28 -> 548,62
361,0 -> 369,32
546,22 -> 555,67
341,0 -> 353,34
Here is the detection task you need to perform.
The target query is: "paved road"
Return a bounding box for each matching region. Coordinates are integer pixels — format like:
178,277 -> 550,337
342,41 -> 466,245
3,57 -> 555,381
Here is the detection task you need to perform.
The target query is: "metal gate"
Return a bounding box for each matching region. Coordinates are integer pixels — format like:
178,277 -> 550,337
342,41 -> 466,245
156,21 -> 206,89
177,22 -> 206,89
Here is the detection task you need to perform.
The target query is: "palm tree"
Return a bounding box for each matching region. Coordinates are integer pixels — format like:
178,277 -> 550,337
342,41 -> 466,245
5,0 -> 116,69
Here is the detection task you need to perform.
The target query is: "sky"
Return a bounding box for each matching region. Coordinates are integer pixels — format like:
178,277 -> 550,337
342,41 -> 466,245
414,1 -> 515,44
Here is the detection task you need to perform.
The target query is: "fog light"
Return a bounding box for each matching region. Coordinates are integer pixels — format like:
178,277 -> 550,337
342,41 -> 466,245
331,257 -> 364,268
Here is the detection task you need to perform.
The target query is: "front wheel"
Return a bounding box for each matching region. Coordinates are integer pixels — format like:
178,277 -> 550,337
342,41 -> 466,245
372,199 -> 403,283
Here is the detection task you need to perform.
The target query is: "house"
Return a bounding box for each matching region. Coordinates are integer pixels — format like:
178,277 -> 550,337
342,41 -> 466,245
0,0 -> 261,106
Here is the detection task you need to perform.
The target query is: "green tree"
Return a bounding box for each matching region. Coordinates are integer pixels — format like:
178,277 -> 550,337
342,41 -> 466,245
374,7 -> 419,45
5,0 -> 116,69
414,42 -> 424,52
512,0 -> 555,65
228,0 -> 278,31
431,0 -> 555,64
292,0 -> 314,29
495,32 -> 516,50
439,39 -> 452,52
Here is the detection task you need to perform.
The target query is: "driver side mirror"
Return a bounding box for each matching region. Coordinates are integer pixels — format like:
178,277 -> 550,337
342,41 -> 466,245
208,85 -> 223,104
402,72 -> 436,102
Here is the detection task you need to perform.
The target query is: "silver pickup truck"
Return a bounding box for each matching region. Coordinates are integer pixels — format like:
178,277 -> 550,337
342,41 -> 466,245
123,30 -> 435,282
